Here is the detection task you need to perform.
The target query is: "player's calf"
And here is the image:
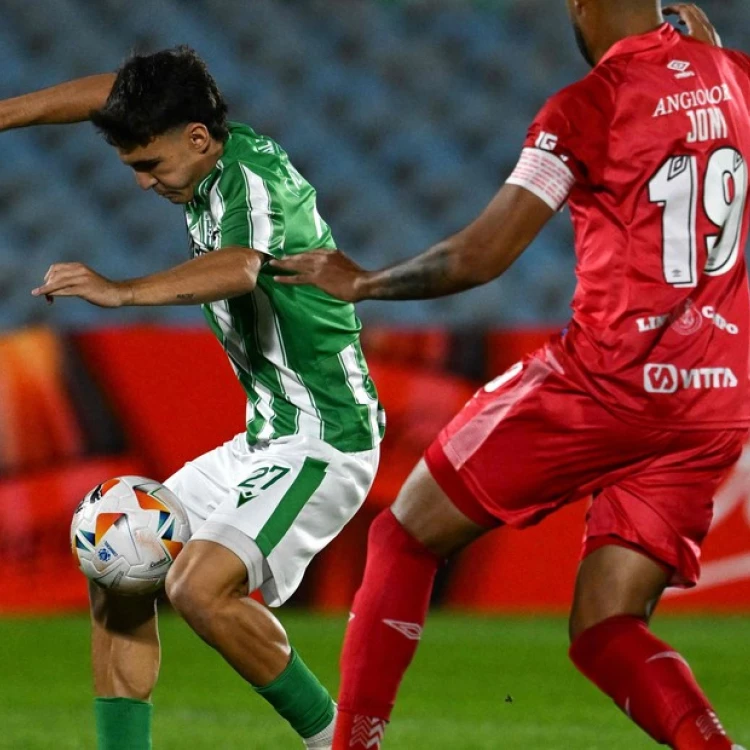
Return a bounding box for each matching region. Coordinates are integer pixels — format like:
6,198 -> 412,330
166,538 -> 336,748
89,583 -> 159,750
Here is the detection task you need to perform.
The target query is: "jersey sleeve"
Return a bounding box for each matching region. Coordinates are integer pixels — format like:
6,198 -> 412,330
725,48 -> 750,79
506,87 -> 601,211
215,162 -> 286,257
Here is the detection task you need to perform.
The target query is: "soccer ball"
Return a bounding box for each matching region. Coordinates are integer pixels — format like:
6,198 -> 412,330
71,476 -> 190,596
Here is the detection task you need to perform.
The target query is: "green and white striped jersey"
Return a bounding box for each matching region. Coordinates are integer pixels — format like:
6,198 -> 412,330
185,122 -> 384,453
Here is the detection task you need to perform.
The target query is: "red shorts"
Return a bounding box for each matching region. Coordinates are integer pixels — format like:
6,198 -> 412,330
425,350 -> 747,587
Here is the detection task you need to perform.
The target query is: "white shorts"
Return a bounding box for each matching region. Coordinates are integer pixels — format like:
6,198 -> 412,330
165,432 -> 379,606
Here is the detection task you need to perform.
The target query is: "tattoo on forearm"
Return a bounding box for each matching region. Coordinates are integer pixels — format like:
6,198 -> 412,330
375,243 -> 464,300
176,293 -> 195,301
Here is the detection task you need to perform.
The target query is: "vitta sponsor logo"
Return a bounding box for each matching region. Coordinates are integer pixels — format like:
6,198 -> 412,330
644,364 -> 738,394
644,364 -> 679,393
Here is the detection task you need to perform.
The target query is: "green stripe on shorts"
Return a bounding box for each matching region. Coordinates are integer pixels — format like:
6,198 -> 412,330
255,457 -> 329,556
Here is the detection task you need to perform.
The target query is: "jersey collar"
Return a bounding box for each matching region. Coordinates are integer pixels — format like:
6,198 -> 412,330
596,22 -> 679,68
191,132 -> 234,204
194,163 -> 221,204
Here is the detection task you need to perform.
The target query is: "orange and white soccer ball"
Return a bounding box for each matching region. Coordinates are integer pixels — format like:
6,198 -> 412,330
71,476 -> 190,595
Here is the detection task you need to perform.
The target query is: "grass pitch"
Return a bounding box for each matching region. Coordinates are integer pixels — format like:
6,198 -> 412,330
0,612 -> 748,749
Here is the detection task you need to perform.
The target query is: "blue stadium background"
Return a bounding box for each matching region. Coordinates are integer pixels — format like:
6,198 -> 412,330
1,0 -> 746,331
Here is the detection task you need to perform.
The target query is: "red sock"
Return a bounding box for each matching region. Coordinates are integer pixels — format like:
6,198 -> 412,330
674,709 -> 734,750
333,510 -> 441,750
570,615 -> 733,748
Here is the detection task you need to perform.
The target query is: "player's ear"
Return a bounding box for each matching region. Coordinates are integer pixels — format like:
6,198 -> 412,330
573,0 -> 596,15
187,123 -> 211,153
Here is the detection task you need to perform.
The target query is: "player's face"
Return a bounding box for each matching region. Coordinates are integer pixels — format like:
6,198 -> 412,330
567,0 -> 597,68
117,125 -> 217,204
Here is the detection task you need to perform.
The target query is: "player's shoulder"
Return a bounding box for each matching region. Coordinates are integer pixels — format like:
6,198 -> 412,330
218,122 -> 288,182
719,46 -> 750,76
672,33 -> 750,77
540,69 -> 616,125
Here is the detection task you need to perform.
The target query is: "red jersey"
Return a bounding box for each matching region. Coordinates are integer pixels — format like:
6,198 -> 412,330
507,24 -> 750,429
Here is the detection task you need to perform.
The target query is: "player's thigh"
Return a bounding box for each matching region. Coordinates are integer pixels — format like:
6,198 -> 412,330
197,434 -> 379,607
391,459 -> 490,557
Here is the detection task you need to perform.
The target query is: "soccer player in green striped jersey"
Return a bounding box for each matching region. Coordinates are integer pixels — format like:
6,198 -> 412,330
0,47 -> 383,750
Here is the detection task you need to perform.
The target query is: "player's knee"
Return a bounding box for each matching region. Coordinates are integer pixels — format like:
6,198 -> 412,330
165,566 -> 214,622
569,600 -> 620,642
568,588 -> 655,642
569,545 -> 669,642
390,459 -> 486,558
166,566 -> 242,643
366,508 -> 444,571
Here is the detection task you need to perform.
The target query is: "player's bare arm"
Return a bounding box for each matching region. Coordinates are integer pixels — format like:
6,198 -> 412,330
664,3 -> 722,47
0,74 -> 115,131
32,247 -> 262,307
271,184 -> 554,302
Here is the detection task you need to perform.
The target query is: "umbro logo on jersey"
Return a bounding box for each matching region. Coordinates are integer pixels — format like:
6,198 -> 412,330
383,619 -> 423,640
668,60 -> 696,79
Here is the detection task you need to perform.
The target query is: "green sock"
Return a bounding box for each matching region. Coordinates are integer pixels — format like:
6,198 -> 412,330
254,648 -> 335,739
94,697 -> 152,750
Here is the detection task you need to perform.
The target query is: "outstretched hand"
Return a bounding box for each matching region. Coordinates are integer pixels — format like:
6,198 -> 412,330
32,262 -> 130,308
270,250 -> 369,303
664,4 -> 722,47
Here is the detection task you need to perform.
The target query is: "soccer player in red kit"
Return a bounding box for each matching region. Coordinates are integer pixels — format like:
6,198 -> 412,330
274,1 -> 750,748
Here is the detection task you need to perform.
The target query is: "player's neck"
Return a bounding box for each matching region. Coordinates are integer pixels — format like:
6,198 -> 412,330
201,137 -> 225,177
591,11 -> 664,65
190,139 -> 226,199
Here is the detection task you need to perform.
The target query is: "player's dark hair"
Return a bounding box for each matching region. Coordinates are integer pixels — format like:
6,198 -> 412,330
91,46 -> 229,150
